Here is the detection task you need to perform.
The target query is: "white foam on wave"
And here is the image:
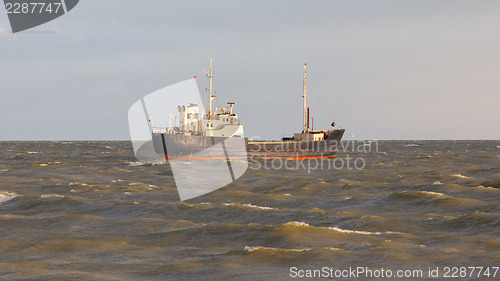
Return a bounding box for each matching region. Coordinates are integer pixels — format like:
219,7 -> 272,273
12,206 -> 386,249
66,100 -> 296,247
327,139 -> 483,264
244,246 -> 345,253
243,203 -> 274,210
126,160 -> 164,166
284,221 -> 404,235
405,144 -> 420,147
0,191 -> 18,204
41,194 -> 64,199
126,161 -> 145,166
452,174 -> 474,180
328,226 -> 386,235
223,202 -> 275,210
244,246 -> 311,253
416,190 -> 449,197
68,182 -> 90,187
433,181 -> 443,185
285,221 -> 311,227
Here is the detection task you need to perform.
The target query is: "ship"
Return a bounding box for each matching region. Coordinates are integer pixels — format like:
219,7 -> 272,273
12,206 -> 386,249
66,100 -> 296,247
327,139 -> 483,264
151,59 -> 345,161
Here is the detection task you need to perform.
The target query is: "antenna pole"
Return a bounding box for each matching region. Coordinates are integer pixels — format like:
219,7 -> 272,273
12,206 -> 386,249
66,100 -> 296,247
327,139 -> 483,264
303,63 -> 307,133
209,58 -> 213,119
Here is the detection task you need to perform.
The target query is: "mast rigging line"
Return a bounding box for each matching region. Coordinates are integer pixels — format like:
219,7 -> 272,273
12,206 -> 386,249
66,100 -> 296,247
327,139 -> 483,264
307,85 -> 336,123
280,93 -> 302,138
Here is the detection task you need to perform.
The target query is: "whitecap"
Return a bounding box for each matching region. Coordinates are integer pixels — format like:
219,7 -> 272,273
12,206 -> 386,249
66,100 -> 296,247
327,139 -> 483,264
0,191 -> 18,204
328,226 -> 379,235
244,246 -> 346,253
329,226 -> 405,235
284,221 -> 310,227
242,203 -> 274,210
244,246 -> 311,253
452,174 -> 474,180
223,202 -> 275,210
417,190 -> 449,197
284,221 -> 404,235
68,182 -> 90,187
41,194 -> 64,199
126,161 -> 145,166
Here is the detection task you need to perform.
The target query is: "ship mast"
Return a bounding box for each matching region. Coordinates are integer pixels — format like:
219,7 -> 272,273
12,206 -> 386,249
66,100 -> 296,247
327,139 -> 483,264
202,58 -> 215,120
303,63 -> 307,133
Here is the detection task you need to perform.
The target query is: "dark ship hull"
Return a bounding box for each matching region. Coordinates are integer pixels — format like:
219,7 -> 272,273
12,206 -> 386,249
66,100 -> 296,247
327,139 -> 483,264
152,129 -> 345,161
152,133 -> 247,161
247,129 -> 345,160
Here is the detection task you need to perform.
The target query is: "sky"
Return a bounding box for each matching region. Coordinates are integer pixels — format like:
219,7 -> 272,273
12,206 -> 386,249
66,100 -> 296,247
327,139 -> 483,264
1,0 -> 499,140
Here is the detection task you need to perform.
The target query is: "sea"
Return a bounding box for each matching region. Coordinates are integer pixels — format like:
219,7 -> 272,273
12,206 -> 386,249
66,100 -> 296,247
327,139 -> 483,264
0,140 -> 499,280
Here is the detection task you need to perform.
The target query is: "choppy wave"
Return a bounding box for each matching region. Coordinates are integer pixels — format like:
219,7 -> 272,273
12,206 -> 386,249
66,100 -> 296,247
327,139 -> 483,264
244,246 -> 347,253
41,194 -> 65,199
405,144 -> 420,147
452,174 -> 474,180
68,182 -> 91,187
0,191 -> 18,204
223,202 -> 275,210
126,161 -> 146,166
125,160 -> 164,166
282,221 -> 405,235
0,140 -> 499,280
390,190 -> 449,199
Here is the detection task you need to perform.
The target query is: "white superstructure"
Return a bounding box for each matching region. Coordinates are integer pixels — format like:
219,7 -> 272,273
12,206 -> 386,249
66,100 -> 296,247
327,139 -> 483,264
152,59 -> 244,138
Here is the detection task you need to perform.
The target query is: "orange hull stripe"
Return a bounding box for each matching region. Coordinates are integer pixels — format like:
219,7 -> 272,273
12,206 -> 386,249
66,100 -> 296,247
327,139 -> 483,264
163,155 -> 336,161
255,155 -> 336,160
